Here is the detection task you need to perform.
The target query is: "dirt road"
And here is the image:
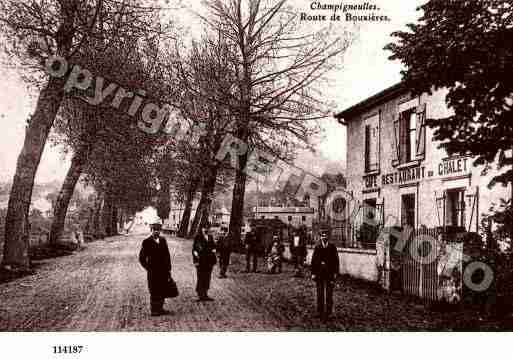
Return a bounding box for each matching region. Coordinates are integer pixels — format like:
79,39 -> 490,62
0,232 -> 507,331
0,233 -> 314,331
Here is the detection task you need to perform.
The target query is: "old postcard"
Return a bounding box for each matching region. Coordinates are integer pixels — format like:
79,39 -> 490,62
0,0 -> 511,356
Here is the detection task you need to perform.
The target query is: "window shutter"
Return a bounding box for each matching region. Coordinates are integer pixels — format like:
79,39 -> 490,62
416,103 -> 426,159
466,187 -> 480,232
365,125 -> 371,172
435,193 -> 446,228
392,117 -> 400,166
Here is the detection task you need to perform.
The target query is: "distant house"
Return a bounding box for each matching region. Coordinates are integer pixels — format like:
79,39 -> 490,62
164,199 -> 199,232
251,206 -> 315,228
210,206 -> 230,227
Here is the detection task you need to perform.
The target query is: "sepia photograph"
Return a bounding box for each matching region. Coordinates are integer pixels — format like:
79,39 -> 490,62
0,0 -> 512,345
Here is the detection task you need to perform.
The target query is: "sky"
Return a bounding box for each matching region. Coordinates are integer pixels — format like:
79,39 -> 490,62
0,0 -> 424,184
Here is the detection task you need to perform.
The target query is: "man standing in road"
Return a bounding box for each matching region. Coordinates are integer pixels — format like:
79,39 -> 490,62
244,224 -> 260,272
291,226 -> 308,278
217,228 -> 231,278
138,220 -> 172,316
311,229 -> 339,322
193,224 -> 217,301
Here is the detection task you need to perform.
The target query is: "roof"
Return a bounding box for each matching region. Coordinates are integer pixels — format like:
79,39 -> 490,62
252,206 -> 315,214
334,82 -> 408,123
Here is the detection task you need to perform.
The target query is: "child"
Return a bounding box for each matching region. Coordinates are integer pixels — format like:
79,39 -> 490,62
267,237 -> 283,274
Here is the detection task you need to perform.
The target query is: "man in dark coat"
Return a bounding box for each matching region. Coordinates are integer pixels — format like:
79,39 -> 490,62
244,225 -> 260,272
291,226 -> 308,278
193,224 -> 217,301
216,228 -> 231,278
311,230 -> 340,321
139,222 -> 172,316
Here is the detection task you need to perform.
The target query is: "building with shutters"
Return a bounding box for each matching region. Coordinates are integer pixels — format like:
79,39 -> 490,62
333,82 -> 511,252
306,81 -> 512,284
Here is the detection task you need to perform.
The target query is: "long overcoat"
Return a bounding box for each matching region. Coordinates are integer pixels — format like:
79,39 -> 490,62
139,235 -> 172,299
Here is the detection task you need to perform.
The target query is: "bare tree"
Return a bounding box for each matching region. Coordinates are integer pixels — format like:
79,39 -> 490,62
0,0 -> 167,268
160,31 -> 239,237
47,22 -> 172,244
200,0 -> 353,243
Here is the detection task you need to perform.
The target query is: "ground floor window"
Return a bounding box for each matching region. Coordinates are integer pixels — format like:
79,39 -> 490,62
401,194 -> 415,228
445,188 -> 466,228
359,198 -> 378,249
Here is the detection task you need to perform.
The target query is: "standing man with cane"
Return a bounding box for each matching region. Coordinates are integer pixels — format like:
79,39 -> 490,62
139,220 -> 172,316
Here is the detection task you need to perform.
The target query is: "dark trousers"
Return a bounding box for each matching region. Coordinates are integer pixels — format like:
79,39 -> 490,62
316,279 -> 334,316
150,297 -> 164,312
148,272 -> 166,313
218,250 -> 231,276
196,267 -> 213,298
294,254 -> 305,268
246,249 -> 258,272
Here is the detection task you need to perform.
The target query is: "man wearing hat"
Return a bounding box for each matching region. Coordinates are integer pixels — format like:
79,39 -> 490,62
192,224 -> 217,301
216,227 -> 231,278
138,219 -> 172,316
244,224 -> 261,273
311,229 -> 340,321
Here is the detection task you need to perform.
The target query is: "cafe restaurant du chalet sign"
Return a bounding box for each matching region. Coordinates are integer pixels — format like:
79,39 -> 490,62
364,157 -> 471,189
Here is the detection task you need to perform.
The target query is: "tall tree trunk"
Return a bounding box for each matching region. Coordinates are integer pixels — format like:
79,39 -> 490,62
157,176 -> 171,221
92,192 -> 104,239
85,207 -> 94,235
228,154 -> 248,246
189,167 -> 218,238
2,76 -> 66,269
178,179 -> 198,238
102,190 -> 115,237
510,165 -> 513,260
118,208 -> 125,234
110,205 -> 118,236
48,148 -> 87,245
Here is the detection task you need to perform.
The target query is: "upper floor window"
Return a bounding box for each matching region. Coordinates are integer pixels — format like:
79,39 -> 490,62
364,113 -> 380,172
393,102 -> 426,166
405,109 -> 417,163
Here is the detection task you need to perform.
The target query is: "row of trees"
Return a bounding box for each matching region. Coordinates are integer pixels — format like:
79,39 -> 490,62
1,0 -> 511,270
0,0 -> 174,268
162,0 -> 351,242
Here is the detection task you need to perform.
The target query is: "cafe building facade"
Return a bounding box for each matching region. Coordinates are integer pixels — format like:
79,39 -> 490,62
336,82 -> 510,238
325,82 -> 511,288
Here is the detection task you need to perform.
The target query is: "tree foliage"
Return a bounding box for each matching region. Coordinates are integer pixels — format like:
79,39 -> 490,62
385,0 -> 513,186
385,0 -> 513,241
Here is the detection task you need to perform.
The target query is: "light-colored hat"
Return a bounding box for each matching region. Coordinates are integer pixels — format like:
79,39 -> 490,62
150,217 -> 162,229
150,217 -> 162,225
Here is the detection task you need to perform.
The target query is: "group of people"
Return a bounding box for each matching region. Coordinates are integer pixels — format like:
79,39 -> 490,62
244,226 -> 307,277
138,221 -> 340,321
